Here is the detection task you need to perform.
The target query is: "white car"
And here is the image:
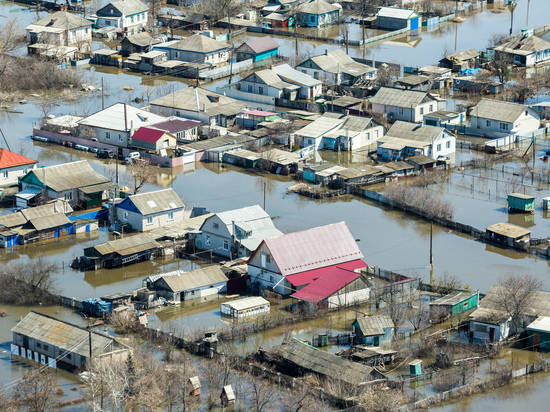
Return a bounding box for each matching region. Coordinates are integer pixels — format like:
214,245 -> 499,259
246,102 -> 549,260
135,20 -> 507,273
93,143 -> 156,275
125,152 -> 140,163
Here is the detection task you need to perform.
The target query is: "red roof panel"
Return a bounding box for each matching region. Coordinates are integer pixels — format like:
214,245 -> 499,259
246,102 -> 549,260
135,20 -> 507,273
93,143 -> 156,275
291,268 -> 362,303
286,259 -> 367,287
131,127 -> 166,143
0,149 -> 37,169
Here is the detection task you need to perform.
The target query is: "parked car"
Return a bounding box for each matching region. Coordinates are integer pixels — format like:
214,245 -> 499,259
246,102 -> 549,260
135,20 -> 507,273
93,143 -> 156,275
125,151 -> 140,163
97,149 -> 114,159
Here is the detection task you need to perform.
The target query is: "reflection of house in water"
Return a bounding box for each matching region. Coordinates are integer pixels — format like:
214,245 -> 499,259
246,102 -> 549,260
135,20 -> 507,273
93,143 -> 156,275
508,212 -> 535,228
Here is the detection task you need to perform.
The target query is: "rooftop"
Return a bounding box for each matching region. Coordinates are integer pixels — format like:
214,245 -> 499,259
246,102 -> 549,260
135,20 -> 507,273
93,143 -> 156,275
169,34 -> 230,53
131,127 -> 169,143
471,99 -> 534,123
486,222 -> 531,239
0,149 -> 37,169
527,316 -> 550,333
125,188 -> 184,215
88,233 -> 160,257
384,121 -> 446,143
301,50 -> 376,77
369,87 -> 436,107
150,87 -> 245,116
99,0 -> 148,16
237,37 -> 279,54
430,291 -> 477,306
153,266 -> 228,292
222,296 -> 270,311
151,118 -> 202,132
298,0 -> 340,15
78,103 -> 165,133
355,315 -> 394,336
508,192 -> 535,200
442,48 -> 479,62
259,221 -> 363,277
30,11 -> 91,30
272,63 -> 321,87
377,7 -> 417,19
494,35 -> 550,56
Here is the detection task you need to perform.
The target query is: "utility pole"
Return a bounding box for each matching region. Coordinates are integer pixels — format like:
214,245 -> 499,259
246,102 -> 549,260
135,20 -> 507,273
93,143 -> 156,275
429,221 -> 433,267
101,77 -> 105,110
88,328 -> 92,360
509,1 -> 517,35
263,181 -> 266,211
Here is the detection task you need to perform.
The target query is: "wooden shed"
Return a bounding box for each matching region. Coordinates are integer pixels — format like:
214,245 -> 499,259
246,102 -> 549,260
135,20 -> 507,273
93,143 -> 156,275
429,291 -> 479,317
221,384 -> 235,407
507,193 -> 535,213
486,222 -> 531,248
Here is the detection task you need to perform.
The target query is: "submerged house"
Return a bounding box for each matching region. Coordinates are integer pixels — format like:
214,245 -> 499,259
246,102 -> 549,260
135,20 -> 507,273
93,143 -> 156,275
194,205 -> 282,259
96,0 -> 149,35
114,188 -> 185,232
353,315 -> 394,346
493,34 -> 550,67
376,7 -> 421,31
235,38 -> 279,62
19,160 -> 111,209
469,99 -> 540,138
26,11 -> 92,53
162,34 -> 231,64
247,222 -> 369,309
296,0 -> 340,27
429,291 -> 479,317
376,121 -> 456,162
469,287 -> 550,342
369,87 -> 443,123
439,48 -> 479,72
150,118 -> 202,143
272,64 -> 322,100
145,266 -> 228,302
11,311 -> 130,371
0,149 -> 38,188
130,126 -> 177,152
296,49 -> 377,86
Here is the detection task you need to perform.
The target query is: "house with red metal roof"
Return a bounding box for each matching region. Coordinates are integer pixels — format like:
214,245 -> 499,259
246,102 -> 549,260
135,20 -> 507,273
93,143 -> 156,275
0,149 -> 38,188
150,118 -> 202,143
130,127 -> 177,152
248,222 -> 370,309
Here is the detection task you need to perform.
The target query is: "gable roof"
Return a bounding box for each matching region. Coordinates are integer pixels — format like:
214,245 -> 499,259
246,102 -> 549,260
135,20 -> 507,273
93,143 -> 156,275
78,103 -> 166,133
169,34 -> 230,53
245,69 -> 297,90
131,127 -> 169,143
293,115 -> 345,138
126,188 -> 184,215
30,11 -> 91,30
153,265 -> 227,292
494,35 -> 550,55
298,0 -> 340,15
384,121 -> 446,143
101,0 -> 148,15
369,87 -> 435,107
151,118 -> 201,132
302,49 -> 376,76
237,37 -> 279,54
0,149 -> 37,170
442,48 -> 479,62
260,221 -> 363,277
355,315 -> 394,336
123,32 -> 154,47
12,311 -> 124,359
28,213 -> 71,231
150,87 -> 245,116
471,99 -> 535,123
272,63 -> 322,87
24,160 -> 110,192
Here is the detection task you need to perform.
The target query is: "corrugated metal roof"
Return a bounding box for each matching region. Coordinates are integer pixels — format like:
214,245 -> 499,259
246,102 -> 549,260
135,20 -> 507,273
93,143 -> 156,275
169,34 -> 230,53
369,87 -> 434,108
27,160 -> 110,193
154,265 -> 228,292
263,221 -> 363,277
377,7 -> 417,19
0,149 -> 37,170
291,266 -> 362,303
272,63 -> 321,87
222,296 -> 270,311
430,291 -> 477,306
237,37 -> 279,54
293,116 -> 345,138
264,338 -> 375,385
92,233 -> 160,256
11,311 -> 123,358
29,213 -> 71,231
471,99 -> 533,123
286,259 -> 367,287
151,119 -> 202,133
78,103 -> 166,133
305,50 -> 376,76
486,222 -> 531,239
298,0 -> 340,15
385,121 -> 445,143
126,188 -> 184,215
355,315 -> 394,336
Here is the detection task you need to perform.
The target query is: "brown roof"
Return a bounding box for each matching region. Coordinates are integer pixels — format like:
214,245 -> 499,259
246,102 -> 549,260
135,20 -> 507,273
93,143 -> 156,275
237,37 -> 279,54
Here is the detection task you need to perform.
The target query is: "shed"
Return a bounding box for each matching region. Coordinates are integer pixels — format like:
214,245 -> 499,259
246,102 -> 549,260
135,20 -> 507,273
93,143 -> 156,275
221,384 -> 235,407
131,127 -> 177,152
222,149 -> 261,168
507,193 -> 535,213
353,315 -> 394,346
429,291 -> 479,317
189,376 -> 201,396
526,316 -> 550,351
485,222 -> 531,248
221,296 -> 270,318
376,7 -> 420,31
409,359 -> 422,376
235,37 -> 279,62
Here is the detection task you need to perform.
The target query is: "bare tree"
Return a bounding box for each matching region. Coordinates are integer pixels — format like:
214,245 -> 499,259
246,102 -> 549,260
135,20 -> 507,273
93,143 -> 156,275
494,274 -> 543,333
381,286 -> 406,338
86,357 -> 130,411
0,260 -> 58,305
489,52 -> 513,83
240,373 -> 279,412
128,159 -> 155,194
359,386 -> 405,412
13,369 -> 56,412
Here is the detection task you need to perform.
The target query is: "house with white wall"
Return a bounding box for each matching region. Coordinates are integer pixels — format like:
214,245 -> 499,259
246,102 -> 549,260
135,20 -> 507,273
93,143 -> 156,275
26,11 -> 92,52
96,0 -> 148,35
247,221 -> 367,303
271,64 -> 322,100
369,87 -> 444,123
194,205 -> 282,259
239,69 -> 301,101
0,149 -> 38,188
470,99 -> 541,138
162,34 -> 231,64
296,49 -> 377,86
493,34 -> 550,67
469,286 -> 550,343
114,188 -> 184,232
376,121 -> 455,163
77,103 -> 166,148
293,114 -> 384,150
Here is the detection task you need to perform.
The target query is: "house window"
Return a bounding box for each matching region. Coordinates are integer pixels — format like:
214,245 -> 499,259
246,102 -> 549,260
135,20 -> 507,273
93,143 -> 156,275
270,275 -> 274,283
259,86 -> 264,95
105,20 -> 110,26
486,120 -> 491,127
429,104 -> 433,112
437,144 -> 441,152
119,134 -> 123,141
37,343 -> 42,348
310,15 -> 315,22
302,69 -> 307,74
123,211 -> 128,220
43,344 -> 48,351
2,170 -> 8,178
65,192 -> 72,200
105,131 -> 110,139
314,72 -> 319,80
420,107 -> 424,115
223,240 -> 229,250
168,211 -> 174,220
248,85 -> 253,92
66,353 -> 71,360
446,141 -> 450,149
500,122 -> 508,130
399,107 -> 404,115
213,223 -> 219,229
146,216 -> 153,225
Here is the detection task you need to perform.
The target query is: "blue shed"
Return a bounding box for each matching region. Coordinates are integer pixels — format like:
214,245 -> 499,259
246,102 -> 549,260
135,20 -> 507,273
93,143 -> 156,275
235,38 -> 279,62
353,315 -> 395,346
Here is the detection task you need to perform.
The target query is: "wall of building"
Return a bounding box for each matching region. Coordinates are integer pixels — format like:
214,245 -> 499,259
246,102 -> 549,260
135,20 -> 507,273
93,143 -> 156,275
239,79 -> 283,98
116,206 -> 184,232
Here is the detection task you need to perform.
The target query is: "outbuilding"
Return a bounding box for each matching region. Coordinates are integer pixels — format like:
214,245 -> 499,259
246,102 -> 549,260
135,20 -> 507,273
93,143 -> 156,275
353,315 -> 394,346
527,316 -> 550,351
507,193 -> 535,213
221,296 -> 270,318
429,291 -> 479,317
235,38 -> 279,62
485,222 -> 531,248
130,127 -> 177,152
376,7 -> 421,31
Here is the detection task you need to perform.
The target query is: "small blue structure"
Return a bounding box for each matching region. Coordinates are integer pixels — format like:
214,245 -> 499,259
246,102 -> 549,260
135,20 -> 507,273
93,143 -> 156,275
296,0 -> 340,27
235,38 -> 279,62
353,315 -> 394,346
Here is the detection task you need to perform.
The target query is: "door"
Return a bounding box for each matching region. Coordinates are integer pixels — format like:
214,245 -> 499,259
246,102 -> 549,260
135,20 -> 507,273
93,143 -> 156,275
374,336 -> 380,346
86,224 -> 90,233
410,17 -> 419,31
533,333 -> 541,349
489,327 -> 495,342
